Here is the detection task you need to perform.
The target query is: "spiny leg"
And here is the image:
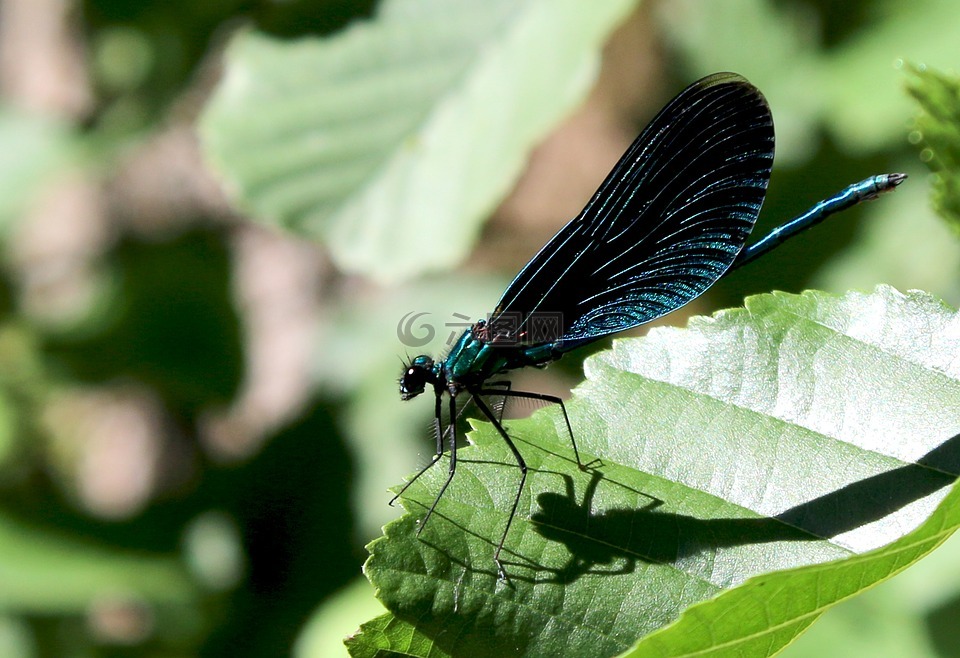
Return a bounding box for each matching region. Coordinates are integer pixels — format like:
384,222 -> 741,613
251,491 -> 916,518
484,380 -> 512,424
477,387 -> 594,471
416,392 -> 460,536
389,388 -> 445,507
471,392 -> 527,581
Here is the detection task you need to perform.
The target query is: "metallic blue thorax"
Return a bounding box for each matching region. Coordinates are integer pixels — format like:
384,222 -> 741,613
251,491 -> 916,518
441,322 -> 562,388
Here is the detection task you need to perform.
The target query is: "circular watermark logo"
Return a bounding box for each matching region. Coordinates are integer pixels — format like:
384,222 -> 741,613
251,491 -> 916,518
396,311 -> 435,348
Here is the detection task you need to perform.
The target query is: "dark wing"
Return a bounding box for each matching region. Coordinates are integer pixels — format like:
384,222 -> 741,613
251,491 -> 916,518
490,72 -> 774,350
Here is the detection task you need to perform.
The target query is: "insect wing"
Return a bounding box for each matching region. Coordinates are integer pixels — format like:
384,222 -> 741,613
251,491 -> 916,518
491,72 -> 774,349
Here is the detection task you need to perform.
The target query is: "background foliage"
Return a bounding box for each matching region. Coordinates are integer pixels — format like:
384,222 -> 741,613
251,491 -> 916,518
0,0 -> 958,656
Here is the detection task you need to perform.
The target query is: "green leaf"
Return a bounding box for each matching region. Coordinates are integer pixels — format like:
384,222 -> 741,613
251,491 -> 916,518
354,286 -> 960,658
780,529 -> 960,658
0,511 -> 196,613
906,66 -> 960,232
199,0 -> 637,282
347,612 -> 443,658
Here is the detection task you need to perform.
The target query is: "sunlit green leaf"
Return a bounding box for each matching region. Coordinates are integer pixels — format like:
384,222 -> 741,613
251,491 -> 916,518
347,612 -> 441,658
352,286 -> 960,657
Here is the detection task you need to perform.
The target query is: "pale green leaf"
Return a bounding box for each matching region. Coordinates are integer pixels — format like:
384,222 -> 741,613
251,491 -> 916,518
200,0 -> 637,282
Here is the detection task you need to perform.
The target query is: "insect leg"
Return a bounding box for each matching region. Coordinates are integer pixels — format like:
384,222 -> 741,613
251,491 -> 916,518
416,392 -> 460,536
389,388 -> 445,507
477,387 -> 591,470
471,392 -> 526,580
484,380 -> 512,423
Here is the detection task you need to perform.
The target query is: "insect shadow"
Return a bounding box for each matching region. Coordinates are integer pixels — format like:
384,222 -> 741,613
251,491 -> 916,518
509,430 -> 960,584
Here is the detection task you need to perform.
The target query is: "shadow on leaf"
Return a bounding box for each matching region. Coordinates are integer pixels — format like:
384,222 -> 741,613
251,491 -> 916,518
518,431 -> 960,584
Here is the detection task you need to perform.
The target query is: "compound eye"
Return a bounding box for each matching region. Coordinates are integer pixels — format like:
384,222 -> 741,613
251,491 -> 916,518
399,366 -> 427,400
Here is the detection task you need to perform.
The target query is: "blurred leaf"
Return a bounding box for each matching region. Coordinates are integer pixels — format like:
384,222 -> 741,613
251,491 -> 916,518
657,0 -> 960,157
0,392 -> 15,470
294,577 -> 383,658
654,0 -> 823,164
813,164 -> 960,304
0,108 -> 78,231
200,0 -> 637,282
315,276 -> 507,395
0,510 -> 195,613
0,325 -> 60,478
654,0 -> 816,84
82,0 -> 373,120
0,615 -> 35,658
44,229 -> 242,413
819,0 -> 960,152
906,65 -> 960,232
351,286 -> 960,657
199,401 -> 360,657
784,595 -> 934,658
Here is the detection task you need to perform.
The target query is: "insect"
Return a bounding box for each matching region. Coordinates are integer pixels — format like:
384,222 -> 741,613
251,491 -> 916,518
395,72 -> 905,578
